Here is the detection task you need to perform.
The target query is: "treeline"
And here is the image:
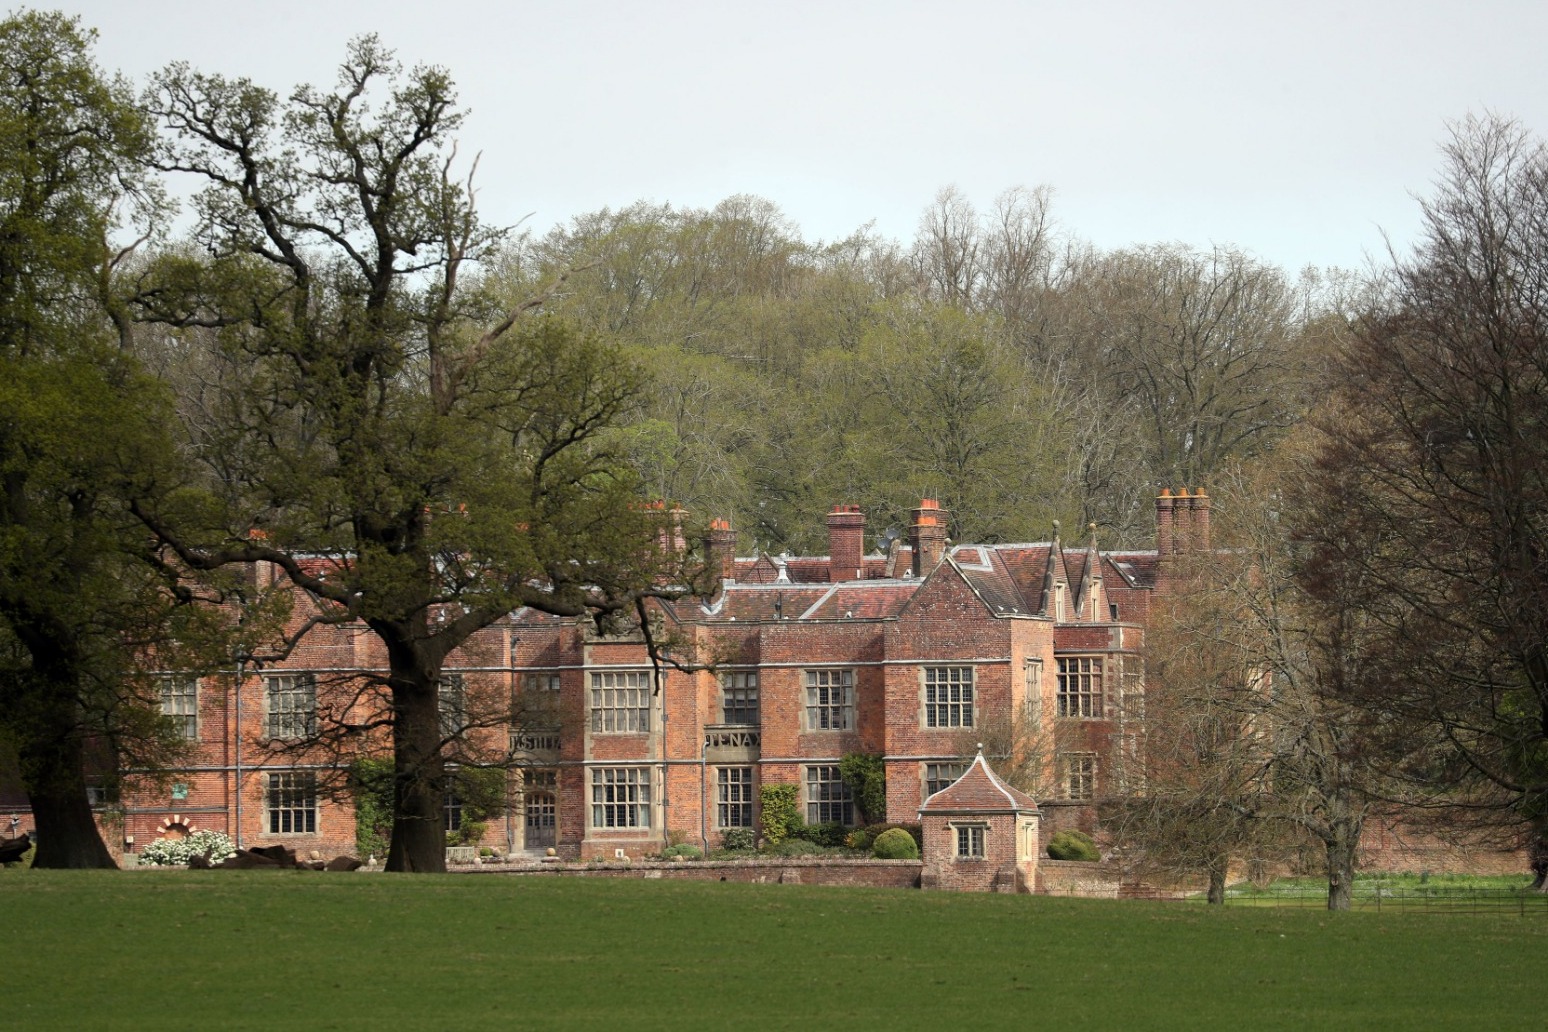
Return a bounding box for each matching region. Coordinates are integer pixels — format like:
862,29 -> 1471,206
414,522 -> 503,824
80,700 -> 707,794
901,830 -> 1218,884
507,188 -> 1354,551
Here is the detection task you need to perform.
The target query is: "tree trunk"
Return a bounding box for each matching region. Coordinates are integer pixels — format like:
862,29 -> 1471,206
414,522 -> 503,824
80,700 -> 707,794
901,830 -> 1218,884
1325,835 -> 1356,912
1206,854 -> 1228,905
20,723 -> 115,869
1529,825 -> 1547,893
384,667 -> 446,874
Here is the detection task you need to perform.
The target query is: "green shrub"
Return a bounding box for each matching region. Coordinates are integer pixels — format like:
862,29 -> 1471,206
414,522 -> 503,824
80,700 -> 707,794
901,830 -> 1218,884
1046,829 -> 1099,862
848,823 -> 923,852
447,820 -> 487,848
759,783 -> 802,845
445,767 -> 506,847
760,839 -> 828,857
350,758 -> 394,860
660,843 -> 702,860
839,752 -> 888,824
720,828 -> 756,852
796,821 -> 850,848
872,827 -> 919,859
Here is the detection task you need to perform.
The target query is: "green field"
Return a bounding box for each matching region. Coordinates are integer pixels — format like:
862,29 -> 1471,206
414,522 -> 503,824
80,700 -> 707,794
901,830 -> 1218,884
1,871 -> 1542,1030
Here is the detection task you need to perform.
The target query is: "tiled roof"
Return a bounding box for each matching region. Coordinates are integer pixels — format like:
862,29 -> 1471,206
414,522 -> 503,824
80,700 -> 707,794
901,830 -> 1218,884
1106,551 -> 1159,589
952,549 -> 1037,616
691,585 -> 831,623
919,749 -> 1039,814
800,582 -> 920,620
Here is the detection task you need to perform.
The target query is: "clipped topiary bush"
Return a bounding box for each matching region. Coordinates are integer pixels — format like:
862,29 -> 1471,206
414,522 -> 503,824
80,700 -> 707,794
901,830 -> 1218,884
849,823 -> 923,852
872,827 -> 919,860
1046,829 -> 1099,862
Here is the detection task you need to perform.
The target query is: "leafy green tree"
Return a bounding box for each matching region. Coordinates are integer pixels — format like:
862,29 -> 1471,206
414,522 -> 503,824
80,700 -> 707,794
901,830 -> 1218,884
135,38 -> 686,873
0,10 -> 207,868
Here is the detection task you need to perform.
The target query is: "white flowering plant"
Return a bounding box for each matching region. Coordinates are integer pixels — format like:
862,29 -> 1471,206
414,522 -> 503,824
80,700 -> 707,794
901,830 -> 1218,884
136,829 -> 237,867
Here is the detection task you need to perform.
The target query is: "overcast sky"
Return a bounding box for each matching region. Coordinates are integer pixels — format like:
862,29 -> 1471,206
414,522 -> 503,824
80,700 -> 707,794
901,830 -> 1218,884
52,0 -> 1548,274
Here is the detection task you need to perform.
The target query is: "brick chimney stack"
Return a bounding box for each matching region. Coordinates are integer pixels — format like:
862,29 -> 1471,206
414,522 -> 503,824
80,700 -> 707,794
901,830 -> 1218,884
1155,489 -> 1176,556
1185,488 -> 1210,550
827,505 -> 866,583
910,498 -> 949,577
708,518 -> 738,585
1157,488 -> 1210,555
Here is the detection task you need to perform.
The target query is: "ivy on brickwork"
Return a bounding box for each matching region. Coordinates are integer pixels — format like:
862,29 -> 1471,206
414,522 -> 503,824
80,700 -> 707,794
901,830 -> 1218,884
759,784 -> 801,844
839,752 -> 887,824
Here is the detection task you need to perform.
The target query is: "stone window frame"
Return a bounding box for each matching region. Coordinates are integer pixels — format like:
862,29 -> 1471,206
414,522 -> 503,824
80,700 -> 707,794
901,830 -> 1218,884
589,670 -> 652,733
523,671 -> 563,693
716,766 -> 754,828
438,673 -> 467,739
804,764 -> 855,825
804,669 -> 854,732
720,671 -> 759,726
922,666 -> 975,728
266,771 -> 318,835
590,766 -> 651,829
923,761 -> 968,801
160,674 -> 199,741
1056,655 -> 1105,719
1063,751 -> 1098,801
1024,659 -> 1044,725
953,822 -> 988,859
264,672 -> 317,740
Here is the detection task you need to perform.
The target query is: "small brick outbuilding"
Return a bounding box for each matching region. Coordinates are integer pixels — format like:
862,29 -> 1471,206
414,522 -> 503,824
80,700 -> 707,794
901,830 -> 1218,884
919,747 -> 1040,893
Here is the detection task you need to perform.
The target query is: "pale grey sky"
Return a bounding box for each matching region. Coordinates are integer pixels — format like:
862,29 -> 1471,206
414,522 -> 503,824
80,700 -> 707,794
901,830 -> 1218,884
51,0 -> 1548,273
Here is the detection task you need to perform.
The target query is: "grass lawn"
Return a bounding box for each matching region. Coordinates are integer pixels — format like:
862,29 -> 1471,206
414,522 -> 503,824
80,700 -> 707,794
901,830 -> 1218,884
1215,872 -> 1546,915
1,871 -> 1542,1031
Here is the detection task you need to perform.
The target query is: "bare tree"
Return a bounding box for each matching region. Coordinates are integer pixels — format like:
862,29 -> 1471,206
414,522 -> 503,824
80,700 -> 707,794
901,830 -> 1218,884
1076,245 -> 1308,487
1110,463 -> 1386,909
912,186 -> 983,308
1302,114 -> 1548,888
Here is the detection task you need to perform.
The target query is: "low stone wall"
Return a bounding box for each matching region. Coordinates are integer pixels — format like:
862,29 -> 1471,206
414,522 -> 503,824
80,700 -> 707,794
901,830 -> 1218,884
1037,860 -> 1122,898
463,856 -> 922,889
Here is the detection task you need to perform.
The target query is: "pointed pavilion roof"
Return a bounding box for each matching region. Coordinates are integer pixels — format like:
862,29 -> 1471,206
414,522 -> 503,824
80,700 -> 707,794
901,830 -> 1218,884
919,747 -> 1039,816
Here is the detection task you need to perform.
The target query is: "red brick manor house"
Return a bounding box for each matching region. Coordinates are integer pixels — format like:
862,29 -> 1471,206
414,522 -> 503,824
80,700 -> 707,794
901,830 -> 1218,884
28,492 -> 1219,861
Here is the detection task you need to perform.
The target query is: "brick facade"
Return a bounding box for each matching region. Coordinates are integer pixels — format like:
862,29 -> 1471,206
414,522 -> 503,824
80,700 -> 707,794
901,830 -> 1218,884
24,489 -> 1514,877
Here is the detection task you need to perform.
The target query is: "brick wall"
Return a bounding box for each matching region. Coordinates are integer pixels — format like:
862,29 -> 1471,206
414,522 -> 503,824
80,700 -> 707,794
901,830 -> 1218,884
920,811 -> 1032,892
474,857 -> 922,889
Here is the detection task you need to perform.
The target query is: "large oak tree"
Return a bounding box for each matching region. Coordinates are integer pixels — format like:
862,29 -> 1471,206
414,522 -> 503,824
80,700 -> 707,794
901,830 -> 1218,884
0,11 -> 220,867
135,38 -> 685,872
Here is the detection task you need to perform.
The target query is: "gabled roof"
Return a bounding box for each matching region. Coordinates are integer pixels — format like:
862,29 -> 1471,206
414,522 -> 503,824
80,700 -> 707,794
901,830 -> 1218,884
919,748 -> 1039,815
948,547 -> 1039,617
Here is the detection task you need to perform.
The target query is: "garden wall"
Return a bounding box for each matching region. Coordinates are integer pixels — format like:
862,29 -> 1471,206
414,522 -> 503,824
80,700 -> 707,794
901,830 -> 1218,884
1037,860 -> 1122,898
465,856 -> 922,889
